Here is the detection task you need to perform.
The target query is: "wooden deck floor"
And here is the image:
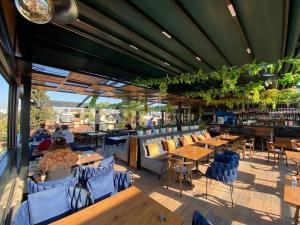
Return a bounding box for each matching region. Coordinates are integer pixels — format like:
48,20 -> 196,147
115,152 -> 298,225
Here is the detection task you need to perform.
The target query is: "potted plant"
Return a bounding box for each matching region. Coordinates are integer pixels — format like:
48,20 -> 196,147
136,125 -> 144,136
181,122 -> 188,131
146,127 -> 152,135
153,125 -> 160,134
160,124 -> 166,133
172,124 -> 178,132
167,124 -> 173,133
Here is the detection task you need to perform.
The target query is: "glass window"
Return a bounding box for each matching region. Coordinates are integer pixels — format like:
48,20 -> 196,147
0,74 -> 8,154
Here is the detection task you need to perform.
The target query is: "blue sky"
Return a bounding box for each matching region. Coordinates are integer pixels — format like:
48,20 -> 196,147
0,75 -> 9,110
46,91 -> 122,104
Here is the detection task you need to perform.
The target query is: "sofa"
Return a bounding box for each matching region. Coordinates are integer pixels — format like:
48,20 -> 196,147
139,129 -> 206,178
114,136 -> 130,163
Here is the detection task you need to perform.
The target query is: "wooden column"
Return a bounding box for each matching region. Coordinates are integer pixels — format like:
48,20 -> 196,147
177,103 -> 182,130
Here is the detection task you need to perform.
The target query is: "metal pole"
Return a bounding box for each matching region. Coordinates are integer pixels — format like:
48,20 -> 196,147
178,103 -> 182,130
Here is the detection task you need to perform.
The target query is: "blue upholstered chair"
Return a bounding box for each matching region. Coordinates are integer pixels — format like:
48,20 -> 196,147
86,169 -> 132,203
13,184 -> 71,225
13,185 -> 89,225
192,211 -> 213,225
80,156 -> 114,185
86,169 -> 115,203
205,151 -> 239,206
27,175 -> 78,194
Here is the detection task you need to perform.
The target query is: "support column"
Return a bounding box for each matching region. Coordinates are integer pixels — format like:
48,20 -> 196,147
161,110 -> 165,126
20,73 -> 31,165
177,102 -> 182,130
7,82 -> 18,148
95,108 -> 100,132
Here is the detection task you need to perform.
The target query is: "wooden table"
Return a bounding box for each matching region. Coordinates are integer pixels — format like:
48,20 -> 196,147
284,175 -> 300,225
198,139 -> 228,148
286,151 -> 300,174
28,151 -> 103,177
216,135 -> 240,142
50,186 -> 183,225
169,145 -> 214,172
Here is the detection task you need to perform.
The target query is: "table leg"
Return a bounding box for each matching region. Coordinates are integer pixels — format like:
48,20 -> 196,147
294,206 -> 299,225
96,135 -> 99,147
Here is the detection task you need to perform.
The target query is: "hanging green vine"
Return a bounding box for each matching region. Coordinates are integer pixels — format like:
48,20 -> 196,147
134,57 -> 300,108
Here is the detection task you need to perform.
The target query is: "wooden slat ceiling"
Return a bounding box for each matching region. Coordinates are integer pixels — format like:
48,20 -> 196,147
30,69 -> 198,105
19,0 -> 300,99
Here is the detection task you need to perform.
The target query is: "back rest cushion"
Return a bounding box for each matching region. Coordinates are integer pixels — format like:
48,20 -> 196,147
27,176 -> 77,194
147,143 -> 160,157
28,184 -> 70,224
99,156 -> 114,168
87,169 -> 115,203
166,140 -> 177,151
204,132 -> 212,139
184,136 -> 193,145
198,135 -> 206,141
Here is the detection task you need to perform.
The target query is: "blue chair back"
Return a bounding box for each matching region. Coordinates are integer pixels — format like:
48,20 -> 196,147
192,211 -> 213,225
114,171 -> 131,192
214,152 -> 239,166
81,156 -> 114,185
27,175 -> 77,194
27,184 -> 71,224
86,169 -> 115,203
206,161 -> 238,184
13,202 -> 30,225
68,187 -> 90,212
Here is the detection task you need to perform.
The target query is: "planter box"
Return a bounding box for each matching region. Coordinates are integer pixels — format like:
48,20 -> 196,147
172,127 -> 178,132
146,129 -> 152,135
153,129 -> 159,134
167,127 -> 173,133
137,130 -> 144,136
160,128 -> 166,133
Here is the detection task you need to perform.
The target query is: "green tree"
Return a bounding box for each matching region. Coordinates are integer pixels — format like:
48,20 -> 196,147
30,89 -> 55,128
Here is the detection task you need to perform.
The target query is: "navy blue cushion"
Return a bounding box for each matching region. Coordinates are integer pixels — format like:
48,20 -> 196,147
192,211 -> 213,225
27,175 -> 77,194
27,184 -> 71,225
86,169 -> 115,203
13,201 -> 30,225
114,171 -> 131,192
68,187 -> 90,212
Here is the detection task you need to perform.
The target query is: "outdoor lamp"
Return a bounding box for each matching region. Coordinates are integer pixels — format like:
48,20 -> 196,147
15,0 -> 78,25
15,0 -> 54,24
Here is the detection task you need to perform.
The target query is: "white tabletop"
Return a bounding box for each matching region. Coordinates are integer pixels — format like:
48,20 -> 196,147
108,136 -> 128,141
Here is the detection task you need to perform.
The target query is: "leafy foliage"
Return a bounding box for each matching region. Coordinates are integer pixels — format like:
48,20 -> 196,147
134,57 -> 300,108
30,89 -> 55,128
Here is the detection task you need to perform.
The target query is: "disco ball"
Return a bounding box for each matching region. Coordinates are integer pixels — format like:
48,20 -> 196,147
14,0 -> 54,24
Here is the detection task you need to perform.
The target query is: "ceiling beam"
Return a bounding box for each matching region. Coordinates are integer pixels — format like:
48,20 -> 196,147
32,35 -> 159,80
78,1 -> 196,73
281,0 -> 290,58
66,21 -> 181,75
225,0 -> 255,61
171,0 -> 232,67
122,0 -> 215,71
77,95 -> 90,107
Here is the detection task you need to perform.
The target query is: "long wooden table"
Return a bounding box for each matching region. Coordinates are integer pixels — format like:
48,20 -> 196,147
284,175 -> 300,225
198,139 -> 228,148
50,186 -> 184,225
216,135 -> 240,142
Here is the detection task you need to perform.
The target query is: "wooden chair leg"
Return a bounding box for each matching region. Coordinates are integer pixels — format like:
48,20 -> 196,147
179,175 -> 183,197
206,177 -> 208,198
229,183 -> 234,207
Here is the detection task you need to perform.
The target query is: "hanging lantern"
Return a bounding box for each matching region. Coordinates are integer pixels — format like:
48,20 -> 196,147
15,0 -> 54,24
